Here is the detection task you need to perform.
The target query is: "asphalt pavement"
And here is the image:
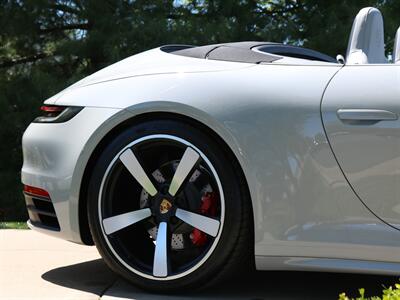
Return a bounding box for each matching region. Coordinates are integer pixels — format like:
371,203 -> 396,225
0,230 -> 398,300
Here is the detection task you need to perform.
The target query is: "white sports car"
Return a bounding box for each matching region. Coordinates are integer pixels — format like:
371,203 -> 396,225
22,7 -> 400,292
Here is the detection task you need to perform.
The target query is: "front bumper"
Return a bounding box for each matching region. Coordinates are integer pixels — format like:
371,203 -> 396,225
21,106 -> 121,243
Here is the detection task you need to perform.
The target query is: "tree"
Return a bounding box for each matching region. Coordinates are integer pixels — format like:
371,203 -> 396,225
0,0 -> 398,221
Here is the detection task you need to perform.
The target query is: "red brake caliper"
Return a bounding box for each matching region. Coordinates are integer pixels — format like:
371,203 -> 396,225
190,192 -> 217,246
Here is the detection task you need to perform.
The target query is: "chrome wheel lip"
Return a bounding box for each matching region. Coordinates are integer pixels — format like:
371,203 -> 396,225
98,134 -> 225,281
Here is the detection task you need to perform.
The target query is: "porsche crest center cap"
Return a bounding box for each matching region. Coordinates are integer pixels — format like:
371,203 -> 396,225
160,199 -> 172,214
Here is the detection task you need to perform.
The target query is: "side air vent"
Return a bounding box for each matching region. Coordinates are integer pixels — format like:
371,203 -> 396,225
23,186 -> 60,231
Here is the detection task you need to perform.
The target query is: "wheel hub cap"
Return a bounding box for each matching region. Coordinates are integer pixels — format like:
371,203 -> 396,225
152,193 -> 176,222
159,199 -> 172,214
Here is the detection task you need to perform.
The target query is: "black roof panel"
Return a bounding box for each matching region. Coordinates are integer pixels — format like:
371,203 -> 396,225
160,41 -> 337,64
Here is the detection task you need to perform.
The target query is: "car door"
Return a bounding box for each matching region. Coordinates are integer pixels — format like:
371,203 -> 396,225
321,64 -> 400,229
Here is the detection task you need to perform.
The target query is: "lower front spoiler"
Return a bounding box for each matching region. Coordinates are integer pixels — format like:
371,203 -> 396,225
27,220 -> 61,238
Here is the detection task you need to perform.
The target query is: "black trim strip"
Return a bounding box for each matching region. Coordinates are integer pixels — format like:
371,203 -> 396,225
26,205 -> 57,218
23,192 -> 51,202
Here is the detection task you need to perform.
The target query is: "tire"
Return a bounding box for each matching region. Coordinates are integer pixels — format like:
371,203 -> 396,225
87,119 -> 252,292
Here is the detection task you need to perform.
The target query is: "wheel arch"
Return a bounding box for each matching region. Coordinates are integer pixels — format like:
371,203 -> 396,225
78,107 -> 254,246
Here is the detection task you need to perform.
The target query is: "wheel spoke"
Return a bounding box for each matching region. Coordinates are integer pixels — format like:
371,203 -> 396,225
103,208 -> 152,235
119,149 -> 158,196
175,208 -> 220,237
153,222 -> 169,277
168,147 -> 200,196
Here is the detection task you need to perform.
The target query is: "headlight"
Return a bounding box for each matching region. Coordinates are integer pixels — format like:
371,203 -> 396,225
33,105 -> 83,123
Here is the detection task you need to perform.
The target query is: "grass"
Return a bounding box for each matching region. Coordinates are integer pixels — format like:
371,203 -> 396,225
0,222 -> 29,229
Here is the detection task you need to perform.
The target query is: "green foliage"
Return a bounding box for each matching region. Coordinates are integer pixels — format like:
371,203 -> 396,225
0,0 -> 399,221
0,222 -> 29,229
339,282 -> 400,300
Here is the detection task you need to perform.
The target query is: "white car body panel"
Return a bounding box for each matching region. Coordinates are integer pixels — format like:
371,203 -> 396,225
322,65 -> 400,232
22,45 -> 400,274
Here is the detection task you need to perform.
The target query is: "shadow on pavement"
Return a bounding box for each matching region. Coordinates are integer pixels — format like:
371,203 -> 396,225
197,271 -> 398,300
42,259 -> 399,299
42,258 -> 117,296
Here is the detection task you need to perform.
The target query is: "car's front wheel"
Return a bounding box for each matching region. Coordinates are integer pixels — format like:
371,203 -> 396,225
87,119 -> 252,292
